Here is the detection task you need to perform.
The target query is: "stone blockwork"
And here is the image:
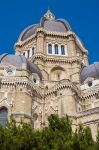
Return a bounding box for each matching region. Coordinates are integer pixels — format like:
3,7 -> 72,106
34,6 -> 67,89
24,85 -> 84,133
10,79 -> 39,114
0,10 -> 99,139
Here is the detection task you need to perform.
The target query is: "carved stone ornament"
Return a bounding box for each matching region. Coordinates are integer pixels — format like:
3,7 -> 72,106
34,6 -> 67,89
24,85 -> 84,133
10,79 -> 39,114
32,73 -> 40,85
3,65 -> 16,76
0,92 -> 13,107
44,10 -> 55,20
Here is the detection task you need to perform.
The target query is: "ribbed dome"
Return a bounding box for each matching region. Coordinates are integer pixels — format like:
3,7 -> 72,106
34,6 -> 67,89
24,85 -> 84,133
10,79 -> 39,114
18,10 -> 71,41
0,53 -> 42,80
80,62 -> 99,84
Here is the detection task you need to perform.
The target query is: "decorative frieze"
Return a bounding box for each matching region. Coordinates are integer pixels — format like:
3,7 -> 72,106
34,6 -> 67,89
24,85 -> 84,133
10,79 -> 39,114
31,53 -> 82,64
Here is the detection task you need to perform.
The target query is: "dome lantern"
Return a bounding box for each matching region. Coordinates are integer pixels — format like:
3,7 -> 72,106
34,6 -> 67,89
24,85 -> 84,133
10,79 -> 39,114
44,9 -> 55,20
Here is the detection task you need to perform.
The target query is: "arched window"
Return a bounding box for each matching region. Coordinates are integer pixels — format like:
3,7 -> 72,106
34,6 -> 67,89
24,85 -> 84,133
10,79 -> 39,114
23,52 -> 25,56
55,45 -> 58,54
0,108 -> 8,127
61,45 -> 65,55
32,47 -> 34,55
57,73 -> 61,80
48,44 -> 52,54
27,50 -> 30,58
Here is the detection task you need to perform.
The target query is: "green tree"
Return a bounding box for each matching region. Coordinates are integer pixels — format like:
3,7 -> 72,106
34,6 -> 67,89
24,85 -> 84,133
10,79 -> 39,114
0,114 -> 97,150
41,114 -> 73,150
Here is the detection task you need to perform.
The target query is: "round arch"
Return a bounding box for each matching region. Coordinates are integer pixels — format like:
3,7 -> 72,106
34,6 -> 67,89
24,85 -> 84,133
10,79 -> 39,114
50,66 -> 66,81
0,107 -> 8,127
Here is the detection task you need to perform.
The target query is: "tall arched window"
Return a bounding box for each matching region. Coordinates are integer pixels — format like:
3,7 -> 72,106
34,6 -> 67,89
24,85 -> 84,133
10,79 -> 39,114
27,50 -> 30,58
55,45 -> 58,54
23,52 -> 25,56
32,47 -> 34,55
48,44 -> 52,54
0,108 -> 8,127
61,45 -> 65,55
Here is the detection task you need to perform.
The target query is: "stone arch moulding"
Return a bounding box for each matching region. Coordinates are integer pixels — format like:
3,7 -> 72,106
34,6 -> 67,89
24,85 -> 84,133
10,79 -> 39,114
0,107 -> 8,127
0,99 -> 13,118
0,101 -> 11,112
50,66 -> 66,81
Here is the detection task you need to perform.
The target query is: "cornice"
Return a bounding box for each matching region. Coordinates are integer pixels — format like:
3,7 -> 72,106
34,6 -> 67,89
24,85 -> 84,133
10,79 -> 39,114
14,30 -> 76,49
0,77 -> 81,98
30,53 -> 82,64
0,77 -> 43,96
73,33 -> 88,54
14,27 -> 88,56
77,107 -> 99,117
81,88 -> 99,100
44,79 -> 80,97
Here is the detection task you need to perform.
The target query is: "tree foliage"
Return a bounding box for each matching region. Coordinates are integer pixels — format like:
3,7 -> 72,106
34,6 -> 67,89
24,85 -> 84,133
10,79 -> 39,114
0,114 -> 98,150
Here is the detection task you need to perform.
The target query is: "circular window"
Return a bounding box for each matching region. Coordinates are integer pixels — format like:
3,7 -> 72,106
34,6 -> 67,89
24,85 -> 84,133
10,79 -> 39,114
33,78 -> 36,83
4,66 -> 16,76
88,81 -> 92,87
32,73 -> 40,85
6,68 -> 13,75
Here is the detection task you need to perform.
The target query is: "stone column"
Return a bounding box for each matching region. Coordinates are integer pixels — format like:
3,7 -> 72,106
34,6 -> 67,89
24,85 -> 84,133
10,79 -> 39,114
71,62 -> 80,87
36,31 -> 44,54
83,53 -> 88,65
67,35 -> 76,57
58,88 -> 77,117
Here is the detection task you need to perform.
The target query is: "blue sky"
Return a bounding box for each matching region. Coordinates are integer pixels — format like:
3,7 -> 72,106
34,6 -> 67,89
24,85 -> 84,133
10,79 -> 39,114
0,0 -> 99,64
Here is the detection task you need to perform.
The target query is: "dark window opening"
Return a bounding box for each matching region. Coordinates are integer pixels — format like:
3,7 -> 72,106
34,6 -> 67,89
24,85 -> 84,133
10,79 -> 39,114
20,88 -> 22,91
46,86 -> 48,89
88,81 -> 92,87
79,107 -> 81,111
0,108 -> 8,127
57,74 -> 60,80
27,50 -> 30,58
97,123 -> 99,129
54,91 -> 57,97
23,52 -> 25,56
96,94 -> 99,99
48,44 -> 52,54
32,47 -> 34,55
33,78 -> 36,83
61,45 -> 65,55
55,45 -> 58,54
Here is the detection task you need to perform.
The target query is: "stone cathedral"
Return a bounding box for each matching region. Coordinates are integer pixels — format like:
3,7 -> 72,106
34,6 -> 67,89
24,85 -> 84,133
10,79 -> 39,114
0,10 -> 99,138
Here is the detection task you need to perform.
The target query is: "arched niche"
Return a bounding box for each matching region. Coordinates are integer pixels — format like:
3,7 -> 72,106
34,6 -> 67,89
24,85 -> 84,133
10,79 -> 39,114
50,66 -> 66,81
0,107 -> 8,127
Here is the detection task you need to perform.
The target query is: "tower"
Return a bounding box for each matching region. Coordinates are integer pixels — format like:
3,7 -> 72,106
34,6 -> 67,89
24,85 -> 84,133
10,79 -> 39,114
14,10 -> 88,126
0,10 -> 99,139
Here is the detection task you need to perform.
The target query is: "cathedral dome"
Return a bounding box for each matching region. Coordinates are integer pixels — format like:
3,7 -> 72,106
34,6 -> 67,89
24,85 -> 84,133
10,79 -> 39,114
0,53 -> 42,79
80,62 -> 99,84
18,10 -> 71,41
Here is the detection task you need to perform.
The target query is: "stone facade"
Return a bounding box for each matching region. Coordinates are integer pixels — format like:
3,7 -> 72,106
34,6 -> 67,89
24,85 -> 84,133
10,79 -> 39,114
0,10 -> 99,139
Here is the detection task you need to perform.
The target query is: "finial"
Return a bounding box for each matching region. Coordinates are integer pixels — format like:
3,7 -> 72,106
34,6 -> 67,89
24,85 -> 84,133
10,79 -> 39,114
44,8 -> 55,20
48,5 -> 50,11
